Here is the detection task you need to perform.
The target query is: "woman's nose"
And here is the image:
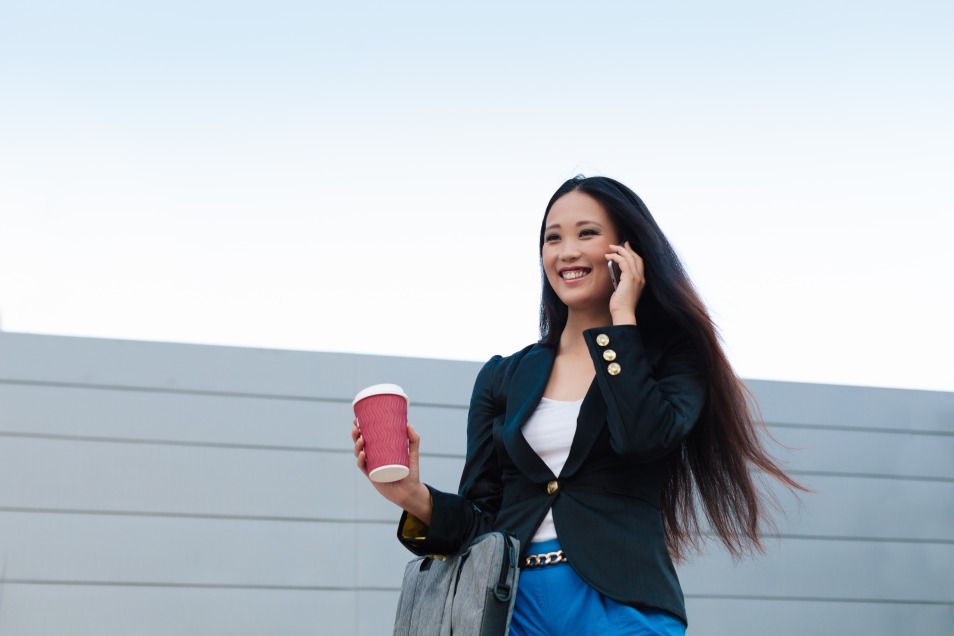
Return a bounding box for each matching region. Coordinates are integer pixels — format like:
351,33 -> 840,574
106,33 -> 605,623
559,241 -> 582,260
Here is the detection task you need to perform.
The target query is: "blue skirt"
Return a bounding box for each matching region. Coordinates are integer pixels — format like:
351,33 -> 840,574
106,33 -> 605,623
509,539 -> 686,636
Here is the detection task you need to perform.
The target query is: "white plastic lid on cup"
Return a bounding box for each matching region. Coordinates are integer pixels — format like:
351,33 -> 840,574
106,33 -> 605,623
370,464 -> 410,483
352,383 -> 410,408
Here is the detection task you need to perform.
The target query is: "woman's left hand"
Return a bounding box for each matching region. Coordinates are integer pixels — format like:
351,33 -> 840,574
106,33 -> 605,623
605,241 -> 645,325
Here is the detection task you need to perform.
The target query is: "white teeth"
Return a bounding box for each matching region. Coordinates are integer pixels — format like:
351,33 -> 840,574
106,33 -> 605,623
562,270 -> 588,280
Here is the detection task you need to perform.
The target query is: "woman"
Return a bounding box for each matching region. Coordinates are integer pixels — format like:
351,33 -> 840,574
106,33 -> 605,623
353,176 -> 803,635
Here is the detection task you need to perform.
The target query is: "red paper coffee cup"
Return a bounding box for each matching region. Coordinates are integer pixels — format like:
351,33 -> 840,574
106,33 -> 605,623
353,383 -> 410,483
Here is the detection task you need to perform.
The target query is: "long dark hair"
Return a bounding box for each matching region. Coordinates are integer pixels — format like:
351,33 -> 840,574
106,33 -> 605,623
539,175 -> 805,560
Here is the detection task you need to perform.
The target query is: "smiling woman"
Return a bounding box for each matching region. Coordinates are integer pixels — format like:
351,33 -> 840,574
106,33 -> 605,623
353,175 -> 805,635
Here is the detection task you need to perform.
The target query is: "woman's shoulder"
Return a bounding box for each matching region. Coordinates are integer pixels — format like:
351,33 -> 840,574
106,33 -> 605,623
471,343 -> 539,402
475,342 -> 539,385
491,342 -> 538,368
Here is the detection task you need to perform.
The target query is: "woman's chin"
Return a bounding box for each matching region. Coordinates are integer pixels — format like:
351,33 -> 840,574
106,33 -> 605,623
558,294 -> 614,314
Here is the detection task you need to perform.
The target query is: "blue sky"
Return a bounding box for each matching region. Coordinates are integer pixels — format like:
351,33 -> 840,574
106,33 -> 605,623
1,1 -> 952,391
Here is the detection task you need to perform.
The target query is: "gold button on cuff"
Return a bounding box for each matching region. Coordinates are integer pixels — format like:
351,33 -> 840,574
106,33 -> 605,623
595,334 -> 610,347
607,362 -> 622,376
546,480 -> 559,495
602,349 -> 617,362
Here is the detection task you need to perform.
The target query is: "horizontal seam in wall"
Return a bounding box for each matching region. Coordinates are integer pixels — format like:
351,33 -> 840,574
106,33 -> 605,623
766,421 -> 954,437
1,508 -> 951,545
788,469 -> 954,483
0,580 -> 399,592
0,382 -> 946,427
749,533 -> 954,545
0,431 -> 463,459
0,581 -> 949,605
0,431 -> 340,453
7,432 -> 953,482
0,507 -> 397,524
695,531 -> 954,545
0,378 -> 468,410
684,594 -> 954,606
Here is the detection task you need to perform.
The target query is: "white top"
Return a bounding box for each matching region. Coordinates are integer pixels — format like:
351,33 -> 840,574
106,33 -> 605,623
521,396 -> 582,543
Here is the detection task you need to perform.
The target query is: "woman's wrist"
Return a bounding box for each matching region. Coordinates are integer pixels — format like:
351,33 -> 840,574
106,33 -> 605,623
611,311 -> 638,326
401,483 -> 433,526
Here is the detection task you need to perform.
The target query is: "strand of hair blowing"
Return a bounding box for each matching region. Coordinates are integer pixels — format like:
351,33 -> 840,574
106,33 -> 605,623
660,276 -> 807,561
539,176 -> 806,561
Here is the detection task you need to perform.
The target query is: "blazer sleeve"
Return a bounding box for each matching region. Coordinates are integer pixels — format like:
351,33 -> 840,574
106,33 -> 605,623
583,324 -> 707,462
397,355 -> 503,556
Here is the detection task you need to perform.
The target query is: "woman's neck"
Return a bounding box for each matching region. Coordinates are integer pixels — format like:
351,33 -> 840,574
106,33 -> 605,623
559,307 -> 614,355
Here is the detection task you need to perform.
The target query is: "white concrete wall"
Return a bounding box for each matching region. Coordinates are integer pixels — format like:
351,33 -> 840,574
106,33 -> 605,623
0,332 -> 951,635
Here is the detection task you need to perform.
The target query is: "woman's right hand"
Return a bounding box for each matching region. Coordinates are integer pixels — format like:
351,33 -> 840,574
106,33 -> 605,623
352,420 -> 433,525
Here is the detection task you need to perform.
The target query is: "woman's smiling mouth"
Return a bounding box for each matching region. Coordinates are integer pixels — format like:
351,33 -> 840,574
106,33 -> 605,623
560,267 -> 591,281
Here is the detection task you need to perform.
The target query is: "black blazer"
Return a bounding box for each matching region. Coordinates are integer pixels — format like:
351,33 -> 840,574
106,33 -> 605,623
398,324 -> 707,623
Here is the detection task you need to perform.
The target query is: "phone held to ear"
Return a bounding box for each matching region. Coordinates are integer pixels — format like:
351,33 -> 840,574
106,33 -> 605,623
608,261 -> 621,290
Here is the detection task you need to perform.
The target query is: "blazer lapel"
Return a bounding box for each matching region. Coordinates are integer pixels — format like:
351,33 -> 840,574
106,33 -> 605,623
560,379 -> 607,478
502,344 -> 557,481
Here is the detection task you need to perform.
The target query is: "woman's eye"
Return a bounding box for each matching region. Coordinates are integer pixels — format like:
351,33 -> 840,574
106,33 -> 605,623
545,234 -> 560,242
580,229 -> 598,237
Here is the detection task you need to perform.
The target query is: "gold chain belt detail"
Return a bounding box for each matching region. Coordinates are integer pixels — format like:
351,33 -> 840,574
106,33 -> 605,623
524,549 -> 568,568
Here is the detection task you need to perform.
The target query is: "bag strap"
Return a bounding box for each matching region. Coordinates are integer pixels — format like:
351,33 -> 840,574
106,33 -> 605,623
493,532 -> 519,602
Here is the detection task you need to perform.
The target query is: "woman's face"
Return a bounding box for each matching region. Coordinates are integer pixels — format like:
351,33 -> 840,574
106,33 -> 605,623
542,191 -> 621,311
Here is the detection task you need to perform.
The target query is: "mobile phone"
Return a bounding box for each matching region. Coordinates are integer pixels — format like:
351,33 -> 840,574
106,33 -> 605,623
608,261 -> 621,289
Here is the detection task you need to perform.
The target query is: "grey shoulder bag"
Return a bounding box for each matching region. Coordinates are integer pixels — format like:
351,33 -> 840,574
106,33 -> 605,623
392,531 -> 520,636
